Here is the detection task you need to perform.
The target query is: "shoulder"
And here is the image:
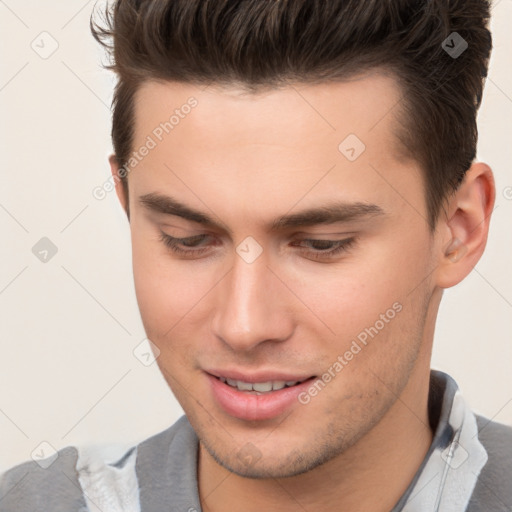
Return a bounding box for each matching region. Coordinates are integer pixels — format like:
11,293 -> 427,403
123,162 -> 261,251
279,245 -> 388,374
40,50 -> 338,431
0,416 -> 194,512
0,446 -> 88,512
0,443 -> 141,512
467,415 -> 512,511
134,415 -> 199,509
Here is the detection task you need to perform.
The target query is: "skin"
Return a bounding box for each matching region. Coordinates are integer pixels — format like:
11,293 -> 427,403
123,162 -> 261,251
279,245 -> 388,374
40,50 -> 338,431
110,72 -> 495,512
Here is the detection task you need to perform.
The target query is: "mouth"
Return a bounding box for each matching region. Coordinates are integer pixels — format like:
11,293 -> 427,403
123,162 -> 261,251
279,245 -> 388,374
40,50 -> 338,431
217,376 -> 312,394
205,371 -> 317,421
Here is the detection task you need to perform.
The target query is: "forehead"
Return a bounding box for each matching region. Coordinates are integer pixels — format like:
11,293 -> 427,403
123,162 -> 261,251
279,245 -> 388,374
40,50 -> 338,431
127,73 -> 423,229
133,72 -> 405,156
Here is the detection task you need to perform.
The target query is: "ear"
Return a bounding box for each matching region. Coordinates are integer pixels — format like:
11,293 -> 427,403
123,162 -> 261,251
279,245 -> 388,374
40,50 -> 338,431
109,154 -> 130,219
435,162 -> 495,288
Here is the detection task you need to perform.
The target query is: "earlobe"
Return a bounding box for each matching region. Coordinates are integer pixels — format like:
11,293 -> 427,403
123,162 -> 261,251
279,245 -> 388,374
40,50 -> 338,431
108,154 -> 130,219
435,162 -> 495,289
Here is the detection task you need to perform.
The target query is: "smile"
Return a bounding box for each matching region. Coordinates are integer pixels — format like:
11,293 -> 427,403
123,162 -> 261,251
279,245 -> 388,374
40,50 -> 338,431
219,377 -> 309,394
207,373 -> 317,421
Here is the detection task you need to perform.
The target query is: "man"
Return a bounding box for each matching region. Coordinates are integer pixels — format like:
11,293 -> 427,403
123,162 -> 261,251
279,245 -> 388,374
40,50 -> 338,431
1,0 -> 510,511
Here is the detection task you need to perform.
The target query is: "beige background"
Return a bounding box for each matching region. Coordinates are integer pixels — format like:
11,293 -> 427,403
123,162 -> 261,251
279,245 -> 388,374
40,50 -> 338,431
1,0 -> 511,472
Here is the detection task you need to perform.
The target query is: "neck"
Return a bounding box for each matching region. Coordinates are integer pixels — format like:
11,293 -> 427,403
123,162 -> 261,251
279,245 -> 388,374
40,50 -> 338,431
198,360 -> 434,512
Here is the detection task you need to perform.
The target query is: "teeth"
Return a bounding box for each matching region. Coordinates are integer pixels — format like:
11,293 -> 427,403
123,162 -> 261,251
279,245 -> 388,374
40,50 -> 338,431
237,381 -> 253,391
252,382 -> 273,392
272,381 -> 286,391
220,378 -> 302,392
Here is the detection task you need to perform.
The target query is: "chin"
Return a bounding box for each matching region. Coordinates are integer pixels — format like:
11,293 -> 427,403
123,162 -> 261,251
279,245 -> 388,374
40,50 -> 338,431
197,417 -> 357,480
204,441 -> 336,479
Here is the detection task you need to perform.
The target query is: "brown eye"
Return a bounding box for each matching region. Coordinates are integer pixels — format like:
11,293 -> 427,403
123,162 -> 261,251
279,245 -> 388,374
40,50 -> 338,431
292,237 -> 357,260
159,233 -> 212,255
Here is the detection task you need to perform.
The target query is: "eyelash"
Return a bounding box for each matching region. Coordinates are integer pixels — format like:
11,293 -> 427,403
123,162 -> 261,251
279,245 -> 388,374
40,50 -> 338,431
158,232 -> 356,261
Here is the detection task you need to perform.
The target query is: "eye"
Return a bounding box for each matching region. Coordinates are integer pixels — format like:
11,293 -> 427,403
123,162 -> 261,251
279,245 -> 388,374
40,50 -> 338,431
159,232 -> 357,260
291,237 -> 357,260
159,233 -> 212,255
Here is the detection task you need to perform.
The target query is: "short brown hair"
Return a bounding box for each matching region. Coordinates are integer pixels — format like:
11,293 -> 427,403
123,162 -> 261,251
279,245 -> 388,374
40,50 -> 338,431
91,0 -> 492,228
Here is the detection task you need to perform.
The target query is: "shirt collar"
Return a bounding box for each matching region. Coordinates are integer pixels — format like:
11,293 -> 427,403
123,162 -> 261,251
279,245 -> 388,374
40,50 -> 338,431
392,369 -> 488,512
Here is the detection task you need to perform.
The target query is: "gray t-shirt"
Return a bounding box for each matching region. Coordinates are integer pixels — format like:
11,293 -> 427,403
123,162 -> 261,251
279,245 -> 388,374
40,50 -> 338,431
1,370 -> 511,511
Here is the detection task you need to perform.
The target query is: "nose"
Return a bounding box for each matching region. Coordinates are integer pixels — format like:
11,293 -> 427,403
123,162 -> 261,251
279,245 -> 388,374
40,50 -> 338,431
211,248 -> 295,353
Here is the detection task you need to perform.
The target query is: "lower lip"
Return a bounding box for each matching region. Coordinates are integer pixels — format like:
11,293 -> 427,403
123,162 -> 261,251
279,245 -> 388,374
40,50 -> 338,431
207,373 -> 315,421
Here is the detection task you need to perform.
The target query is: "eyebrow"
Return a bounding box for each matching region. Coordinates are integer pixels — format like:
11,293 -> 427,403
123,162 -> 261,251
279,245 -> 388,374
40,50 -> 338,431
138,192 -> 385,235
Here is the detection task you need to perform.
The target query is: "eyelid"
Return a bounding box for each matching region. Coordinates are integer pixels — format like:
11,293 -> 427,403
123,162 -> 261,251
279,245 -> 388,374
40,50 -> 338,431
159,230 -> 356,244
158,230 -> 358,261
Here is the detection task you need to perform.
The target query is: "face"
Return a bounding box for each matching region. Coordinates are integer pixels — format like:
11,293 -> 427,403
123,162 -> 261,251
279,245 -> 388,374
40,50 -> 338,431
122,73 -> 439,478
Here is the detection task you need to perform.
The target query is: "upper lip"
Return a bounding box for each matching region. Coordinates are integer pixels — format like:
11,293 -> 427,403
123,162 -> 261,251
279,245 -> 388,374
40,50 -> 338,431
205,369 -> 315,383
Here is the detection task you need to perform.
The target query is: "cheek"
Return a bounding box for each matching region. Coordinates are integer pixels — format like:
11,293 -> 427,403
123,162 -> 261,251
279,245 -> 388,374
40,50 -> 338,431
130,229 -> 207,337
289,234 -> 430,345
130,233 -> 235,362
